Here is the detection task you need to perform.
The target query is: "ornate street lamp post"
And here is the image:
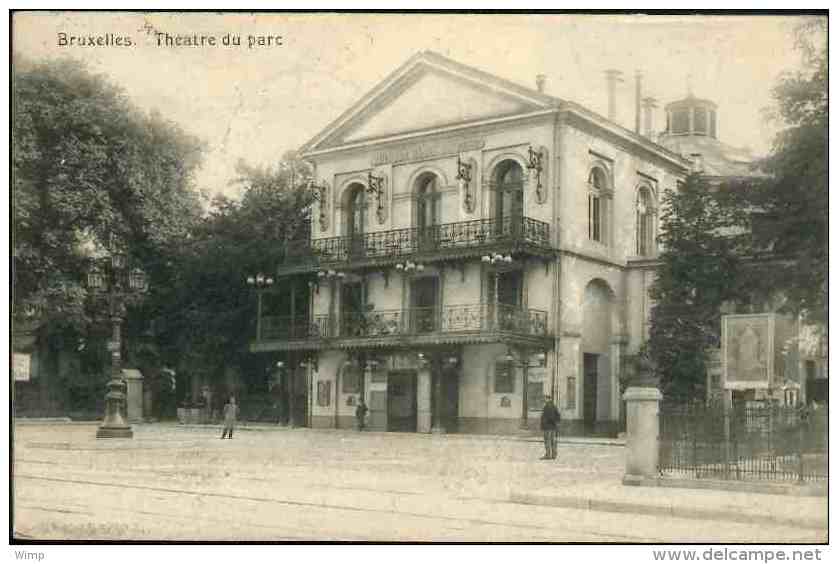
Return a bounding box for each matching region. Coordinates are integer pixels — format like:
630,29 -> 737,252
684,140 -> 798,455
86,247 -> 148,439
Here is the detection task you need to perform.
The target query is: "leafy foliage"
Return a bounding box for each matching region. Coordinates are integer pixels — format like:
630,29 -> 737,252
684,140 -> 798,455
148,153 -> 314,379
648,174 -> 755,401
12,57 -> 205,344
741,18 -> 827,322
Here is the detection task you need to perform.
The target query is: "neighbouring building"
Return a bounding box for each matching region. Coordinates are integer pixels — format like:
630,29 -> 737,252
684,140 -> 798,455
249,51 -> 692,435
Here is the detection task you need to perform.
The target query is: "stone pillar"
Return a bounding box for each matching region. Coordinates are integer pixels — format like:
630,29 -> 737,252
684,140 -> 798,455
122,368 -> 144,422
622,386 -> 662,485
417,367 -> 432,433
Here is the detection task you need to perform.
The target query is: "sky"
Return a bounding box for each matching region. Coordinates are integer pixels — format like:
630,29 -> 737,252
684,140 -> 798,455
12,12 -> 820,199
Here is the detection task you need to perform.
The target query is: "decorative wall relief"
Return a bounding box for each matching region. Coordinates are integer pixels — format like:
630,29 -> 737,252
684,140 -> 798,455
311,180 -> 330,231
367,169 -> 387,224
456,155 -> 476,214
527,145 -> 548,205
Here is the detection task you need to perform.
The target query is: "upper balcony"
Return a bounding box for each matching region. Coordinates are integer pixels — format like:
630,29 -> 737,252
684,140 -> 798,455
276,216 -> 556,276
250,302 -> 552,352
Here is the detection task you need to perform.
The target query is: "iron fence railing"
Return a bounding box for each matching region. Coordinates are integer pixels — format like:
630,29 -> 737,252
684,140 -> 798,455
659,403 -> 828,483
281,216 -> 552,268
260,303 -> 550,341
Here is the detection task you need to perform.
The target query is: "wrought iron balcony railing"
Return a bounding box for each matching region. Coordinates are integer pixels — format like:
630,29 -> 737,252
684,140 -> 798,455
281,216 -> 552,270
259,303 -> 549,342
261,314 -> 331,341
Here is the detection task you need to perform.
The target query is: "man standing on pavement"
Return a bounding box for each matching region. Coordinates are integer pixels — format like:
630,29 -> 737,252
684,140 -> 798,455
540,395 -> 560,460
355,398 -> 368,431
221,396 -> 238,439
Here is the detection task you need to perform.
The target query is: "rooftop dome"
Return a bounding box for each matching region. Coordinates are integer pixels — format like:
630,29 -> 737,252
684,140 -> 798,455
663,94 -> 718,139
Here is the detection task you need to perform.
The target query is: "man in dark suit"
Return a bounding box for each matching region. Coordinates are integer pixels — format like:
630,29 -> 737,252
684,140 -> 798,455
540,395 -> 560,460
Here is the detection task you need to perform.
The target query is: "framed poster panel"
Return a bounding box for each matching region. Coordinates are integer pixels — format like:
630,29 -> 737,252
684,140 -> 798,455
722,314 -> 774,390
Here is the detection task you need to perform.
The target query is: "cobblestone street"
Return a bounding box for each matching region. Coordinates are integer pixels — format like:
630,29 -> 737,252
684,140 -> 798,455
12,423 -> 826,542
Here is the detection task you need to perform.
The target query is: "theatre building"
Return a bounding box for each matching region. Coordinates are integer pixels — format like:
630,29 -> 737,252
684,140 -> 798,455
251,51 -> 691,435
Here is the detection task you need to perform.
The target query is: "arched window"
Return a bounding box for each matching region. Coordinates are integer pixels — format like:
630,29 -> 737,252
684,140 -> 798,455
345,183 -> 367,258
346,184 -> 367,237
588,167 -> 608,243
494,160 -> 524,234
415,174 -> 439,232
636,187 -> 655,256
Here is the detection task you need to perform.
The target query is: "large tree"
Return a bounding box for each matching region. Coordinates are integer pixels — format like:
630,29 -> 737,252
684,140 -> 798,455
148,152 -> 314,390
12,57 -> 205,409
12,57 -> 205,330
737,17 -> 827,322
648,174 -> 757,401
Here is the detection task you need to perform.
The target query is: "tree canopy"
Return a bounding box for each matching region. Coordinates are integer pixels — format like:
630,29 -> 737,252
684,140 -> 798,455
743,17 -> 827,321
648,174 -> 758,400
147,153 -> 314,379
12,57 -> 205,337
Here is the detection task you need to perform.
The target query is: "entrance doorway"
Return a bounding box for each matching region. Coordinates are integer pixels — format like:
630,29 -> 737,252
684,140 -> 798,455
583,353 -> 599,428
438,365 -> 460,432
387,370 -> 417,432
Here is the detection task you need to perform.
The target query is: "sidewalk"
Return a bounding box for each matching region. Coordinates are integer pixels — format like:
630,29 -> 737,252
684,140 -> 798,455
510,479 -> 828,531
143,420 -> 627,446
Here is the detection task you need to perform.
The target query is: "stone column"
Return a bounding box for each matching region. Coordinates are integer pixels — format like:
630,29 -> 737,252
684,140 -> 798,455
417,367 -> 432,433
622,386 -> 662,485
123,369 -> 144,422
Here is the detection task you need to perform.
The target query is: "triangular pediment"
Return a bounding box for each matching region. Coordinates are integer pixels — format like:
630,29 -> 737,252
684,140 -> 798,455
304,52 -> 555,153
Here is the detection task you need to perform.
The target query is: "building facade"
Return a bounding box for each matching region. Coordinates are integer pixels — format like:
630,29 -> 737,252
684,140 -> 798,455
250,51 -> 691,434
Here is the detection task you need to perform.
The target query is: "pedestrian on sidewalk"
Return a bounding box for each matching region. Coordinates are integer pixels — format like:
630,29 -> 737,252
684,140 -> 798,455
355,398 -> 368,431
540,395 -> 560,460
221,396 -> 238,439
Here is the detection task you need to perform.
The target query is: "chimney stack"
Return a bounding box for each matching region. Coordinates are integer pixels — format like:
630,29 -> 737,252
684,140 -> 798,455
604,69 -> 623,122
536,74 -> 546,93
635,70 -> 643,134
642,96 -> 658,139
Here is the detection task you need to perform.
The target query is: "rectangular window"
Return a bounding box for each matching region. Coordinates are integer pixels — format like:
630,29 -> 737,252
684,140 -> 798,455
316,381 -> 331,407
342,366 -> 361,393
497,270 -> 523,306
494,361 -> 515,394
528,382 -> 545,412
566,376 -> 577,410
588,194 -> 601,242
